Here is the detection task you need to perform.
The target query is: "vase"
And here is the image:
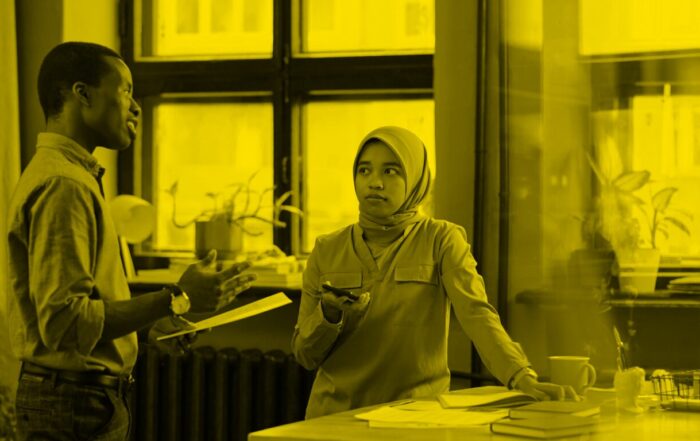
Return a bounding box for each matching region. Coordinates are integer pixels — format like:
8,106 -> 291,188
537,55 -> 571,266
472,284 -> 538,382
194,219 -> 243,260
615,248 -> 661,295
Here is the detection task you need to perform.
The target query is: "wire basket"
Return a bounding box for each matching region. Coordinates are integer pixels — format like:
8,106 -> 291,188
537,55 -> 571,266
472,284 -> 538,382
651,370 -> 700,411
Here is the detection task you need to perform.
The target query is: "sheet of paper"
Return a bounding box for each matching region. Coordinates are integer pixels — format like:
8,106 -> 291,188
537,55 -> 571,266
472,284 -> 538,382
355,404 -> 508,428
156,292 -> 291,340
438,386 -> 535,408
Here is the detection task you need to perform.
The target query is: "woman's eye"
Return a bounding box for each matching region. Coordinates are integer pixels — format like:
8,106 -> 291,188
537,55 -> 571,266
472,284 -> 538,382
358,167 -> 370,175
385,168 -> 400,175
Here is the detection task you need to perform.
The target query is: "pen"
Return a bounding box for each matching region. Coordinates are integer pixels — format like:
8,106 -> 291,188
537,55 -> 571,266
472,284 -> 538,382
321,283 -> 360,301
613,326 -> 628,370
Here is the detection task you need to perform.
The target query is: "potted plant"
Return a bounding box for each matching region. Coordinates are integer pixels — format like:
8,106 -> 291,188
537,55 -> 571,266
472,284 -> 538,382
166,172 -> 303,259
587,154 -> 691,294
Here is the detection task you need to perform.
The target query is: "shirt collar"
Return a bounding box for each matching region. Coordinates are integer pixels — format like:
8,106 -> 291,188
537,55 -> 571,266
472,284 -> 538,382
36,132 -> 105,179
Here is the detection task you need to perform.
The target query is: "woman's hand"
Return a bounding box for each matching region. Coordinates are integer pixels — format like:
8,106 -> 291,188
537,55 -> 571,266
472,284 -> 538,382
516,375 -> 580,401
319,284 -> 370,324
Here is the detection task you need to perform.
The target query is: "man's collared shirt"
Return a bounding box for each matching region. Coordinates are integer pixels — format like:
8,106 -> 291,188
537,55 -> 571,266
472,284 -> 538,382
6,132 -> 137,375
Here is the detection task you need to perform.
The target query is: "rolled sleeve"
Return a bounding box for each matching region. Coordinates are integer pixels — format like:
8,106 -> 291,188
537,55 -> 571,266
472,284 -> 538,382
292,241 -> 343,370
440,226 -> 530,385
28,177 -> 105,355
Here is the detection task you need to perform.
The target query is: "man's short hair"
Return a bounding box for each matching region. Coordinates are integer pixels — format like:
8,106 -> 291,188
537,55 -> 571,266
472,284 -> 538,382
38,41 -> 123,120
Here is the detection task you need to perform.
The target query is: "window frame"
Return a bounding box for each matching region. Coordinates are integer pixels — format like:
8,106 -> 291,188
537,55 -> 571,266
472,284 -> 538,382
118,0 -> 433,256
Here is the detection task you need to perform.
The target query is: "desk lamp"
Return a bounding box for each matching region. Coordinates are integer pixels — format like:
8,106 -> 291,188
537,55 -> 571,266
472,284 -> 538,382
109,195 -> 155,280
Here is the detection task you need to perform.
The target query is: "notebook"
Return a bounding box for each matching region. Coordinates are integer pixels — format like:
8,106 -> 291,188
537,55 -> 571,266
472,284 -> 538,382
508,400 -> 600,419
438,386 -> 537,409
490,415 -> 598,439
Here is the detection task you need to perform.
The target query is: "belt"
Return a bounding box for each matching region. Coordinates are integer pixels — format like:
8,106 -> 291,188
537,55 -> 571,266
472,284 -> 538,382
20,362 -> 134,394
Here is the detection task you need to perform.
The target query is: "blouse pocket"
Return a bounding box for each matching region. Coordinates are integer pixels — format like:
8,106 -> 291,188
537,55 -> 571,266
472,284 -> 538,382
394,264 -> 438,286
392,264 -> 441,326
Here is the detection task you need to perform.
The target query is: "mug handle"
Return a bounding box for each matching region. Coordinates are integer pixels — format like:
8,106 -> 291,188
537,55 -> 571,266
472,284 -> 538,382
583,363 -> 597,389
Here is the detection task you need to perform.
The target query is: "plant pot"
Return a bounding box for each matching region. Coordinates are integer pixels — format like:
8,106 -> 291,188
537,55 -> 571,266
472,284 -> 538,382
195,219 -> 243,260
615,248 -> 661,295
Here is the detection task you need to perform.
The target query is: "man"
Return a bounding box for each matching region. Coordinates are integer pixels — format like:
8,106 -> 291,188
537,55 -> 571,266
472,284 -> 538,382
6,42 -> 256,440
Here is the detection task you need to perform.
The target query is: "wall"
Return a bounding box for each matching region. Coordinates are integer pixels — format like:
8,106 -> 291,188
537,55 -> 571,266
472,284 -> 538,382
434,0 -> 480,378
14,0 -> 484,383
16,0 -> 120,200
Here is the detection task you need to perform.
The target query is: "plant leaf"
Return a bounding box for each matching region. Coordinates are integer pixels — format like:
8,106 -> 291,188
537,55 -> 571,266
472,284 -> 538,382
612,170 -> 650,192
616,191 -> 646,208
663,216 -> 691,235
278,205 -> 304,217
652,187 -> 677,212
275,190 -> 294,210
166,180 -> 179,196
586,153 -> 607,184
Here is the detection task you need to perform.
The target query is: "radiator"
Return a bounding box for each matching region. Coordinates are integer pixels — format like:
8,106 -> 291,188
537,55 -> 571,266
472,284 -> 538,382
128,345 -> 315,441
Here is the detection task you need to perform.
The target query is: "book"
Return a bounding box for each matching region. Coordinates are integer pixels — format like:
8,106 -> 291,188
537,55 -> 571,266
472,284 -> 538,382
437,386 -> 537,409
490,415 -> 598,439
508,400 -> 600,419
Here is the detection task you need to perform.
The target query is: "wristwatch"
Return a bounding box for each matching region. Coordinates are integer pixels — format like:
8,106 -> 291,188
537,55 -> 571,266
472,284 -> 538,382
166,284 -> 191,316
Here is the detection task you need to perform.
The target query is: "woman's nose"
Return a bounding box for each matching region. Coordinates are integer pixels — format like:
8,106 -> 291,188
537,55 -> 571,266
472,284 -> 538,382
369,175 -> 384,189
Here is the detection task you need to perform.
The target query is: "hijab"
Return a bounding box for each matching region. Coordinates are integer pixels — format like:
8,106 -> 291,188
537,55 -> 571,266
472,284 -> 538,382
353,126 -> 432,242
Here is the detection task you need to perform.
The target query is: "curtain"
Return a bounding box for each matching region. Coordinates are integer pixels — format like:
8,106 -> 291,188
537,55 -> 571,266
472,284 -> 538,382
1,0 -> 22,396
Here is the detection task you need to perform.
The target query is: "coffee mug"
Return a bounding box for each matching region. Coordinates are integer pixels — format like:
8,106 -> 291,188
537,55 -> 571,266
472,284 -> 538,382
548,355 -> 597,394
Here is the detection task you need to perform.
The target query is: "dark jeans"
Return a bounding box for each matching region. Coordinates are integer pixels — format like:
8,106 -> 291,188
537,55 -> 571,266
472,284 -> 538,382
15,373 -> 130,441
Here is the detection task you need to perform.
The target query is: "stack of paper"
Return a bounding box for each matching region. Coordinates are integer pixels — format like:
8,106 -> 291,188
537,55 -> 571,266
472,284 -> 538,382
668,277 -> 700,294
355,400 -> 507,429
508,400 -> 600,419
156,292 -> 292,340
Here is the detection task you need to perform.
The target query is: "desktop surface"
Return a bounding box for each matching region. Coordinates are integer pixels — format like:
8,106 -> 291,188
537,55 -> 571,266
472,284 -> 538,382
248,399 -> 700,441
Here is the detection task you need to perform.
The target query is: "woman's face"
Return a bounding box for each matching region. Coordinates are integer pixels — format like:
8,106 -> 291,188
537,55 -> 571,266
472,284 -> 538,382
354,141 -> 407,218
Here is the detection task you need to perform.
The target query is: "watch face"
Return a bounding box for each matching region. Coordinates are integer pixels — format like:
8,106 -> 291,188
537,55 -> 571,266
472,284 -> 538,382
170,290 -> 191,315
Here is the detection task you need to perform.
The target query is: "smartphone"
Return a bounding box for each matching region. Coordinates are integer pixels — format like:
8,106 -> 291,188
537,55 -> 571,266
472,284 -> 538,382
321,283 -> 360,301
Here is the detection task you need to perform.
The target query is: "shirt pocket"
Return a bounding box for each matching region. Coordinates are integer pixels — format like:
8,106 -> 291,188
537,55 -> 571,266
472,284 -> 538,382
394,264 -> 438,286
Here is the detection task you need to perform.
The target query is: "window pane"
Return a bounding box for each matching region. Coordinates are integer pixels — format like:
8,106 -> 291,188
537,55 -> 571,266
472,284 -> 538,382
149,100 -> 274,254
301,0 -> 435,55
139,0 -> 273,58
303,99 -> 435,252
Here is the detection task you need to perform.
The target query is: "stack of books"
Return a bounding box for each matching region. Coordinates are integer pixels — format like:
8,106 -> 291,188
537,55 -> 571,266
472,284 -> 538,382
490,415 -> 599,439
490,400 -> 601,439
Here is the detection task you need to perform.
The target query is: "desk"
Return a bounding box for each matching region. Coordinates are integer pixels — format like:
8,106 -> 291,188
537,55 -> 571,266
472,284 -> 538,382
248,400 -> 700,440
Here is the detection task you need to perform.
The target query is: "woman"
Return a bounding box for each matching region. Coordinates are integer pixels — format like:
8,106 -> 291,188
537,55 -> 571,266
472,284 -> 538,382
292,126 -> 570,418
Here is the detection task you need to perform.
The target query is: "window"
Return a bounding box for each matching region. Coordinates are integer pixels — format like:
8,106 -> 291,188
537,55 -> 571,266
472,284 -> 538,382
120,0 -> 434,257
303,98 -> 434,252
496,0 -> 700,374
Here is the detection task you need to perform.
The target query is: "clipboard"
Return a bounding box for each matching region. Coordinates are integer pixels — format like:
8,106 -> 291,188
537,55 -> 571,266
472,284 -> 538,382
156,292 -> 292,340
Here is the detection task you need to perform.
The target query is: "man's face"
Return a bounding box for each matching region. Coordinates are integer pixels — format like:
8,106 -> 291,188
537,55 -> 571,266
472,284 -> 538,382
83,57 -> 140,150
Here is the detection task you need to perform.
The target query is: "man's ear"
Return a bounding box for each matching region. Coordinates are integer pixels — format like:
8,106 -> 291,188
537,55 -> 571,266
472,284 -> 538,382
72,82 -> 91,106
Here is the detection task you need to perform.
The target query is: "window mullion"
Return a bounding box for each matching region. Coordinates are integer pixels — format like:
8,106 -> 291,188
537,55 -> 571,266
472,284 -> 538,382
273,0 -> 294,255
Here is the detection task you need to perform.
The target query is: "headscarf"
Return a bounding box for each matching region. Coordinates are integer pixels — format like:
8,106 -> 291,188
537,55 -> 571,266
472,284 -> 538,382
353,126 -> 432,241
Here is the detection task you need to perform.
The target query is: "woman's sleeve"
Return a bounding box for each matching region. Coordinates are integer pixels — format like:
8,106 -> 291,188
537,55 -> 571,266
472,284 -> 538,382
439,225 -> 531,385
291,239 -> 343,370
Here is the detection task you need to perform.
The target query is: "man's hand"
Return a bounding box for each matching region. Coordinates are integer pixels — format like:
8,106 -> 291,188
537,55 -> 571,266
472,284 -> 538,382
516,375 -> 580,401
148,315 -> 203,354
178,250 -> 257,313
